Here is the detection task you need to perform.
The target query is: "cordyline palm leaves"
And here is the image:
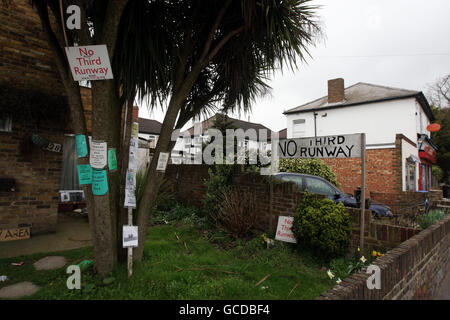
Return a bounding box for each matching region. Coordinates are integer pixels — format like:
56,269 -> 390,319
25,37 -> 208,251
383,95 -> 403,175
115,0 -> 320,125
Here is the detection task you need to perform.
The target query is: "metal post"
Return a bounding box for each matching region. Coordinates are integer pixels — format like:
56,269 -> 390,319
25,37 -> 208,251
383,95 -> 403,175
359,133 -> 366,251
127,207 -> 133,277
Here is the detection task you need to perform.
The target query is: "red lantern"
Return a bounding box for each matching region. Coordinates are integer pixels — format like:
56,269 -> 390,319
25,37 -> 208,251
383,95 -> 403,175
426,123 -> 441,132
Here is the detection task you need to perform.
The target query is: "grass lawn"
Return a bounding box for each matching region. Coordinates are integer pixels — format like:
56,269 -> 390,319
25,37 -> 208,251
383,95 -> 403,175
0,222 -> 334,300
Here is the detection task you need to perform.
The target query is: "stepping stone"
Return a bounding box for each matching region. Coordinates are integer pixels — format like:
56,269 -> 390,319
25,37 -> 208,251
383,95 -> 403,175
33,256 -> 67,271
0,281 -> 40,299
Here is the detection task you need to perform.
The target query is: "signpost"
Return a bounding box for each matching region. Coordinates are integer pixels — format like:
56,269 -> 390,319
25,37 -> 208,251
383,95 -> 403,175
123,105 -> 139,277
277,133 -> 367,250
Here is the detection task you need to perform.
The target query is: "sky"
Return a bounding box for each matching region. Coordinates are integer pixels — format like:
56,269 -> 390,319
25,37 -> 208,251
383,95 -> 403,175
139,0 -> 450,132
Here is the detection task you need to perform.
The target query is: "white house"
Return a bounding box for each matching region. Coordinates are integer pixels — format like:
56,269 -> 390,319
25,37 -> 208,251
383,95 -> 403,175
284,78 -> 437,194
171,114 -> 273,164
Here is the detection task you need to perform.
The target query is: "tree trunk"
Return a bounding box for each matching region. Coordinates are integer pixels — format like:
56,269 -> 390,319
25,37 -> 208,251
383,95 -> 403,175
90,79 -> 122,276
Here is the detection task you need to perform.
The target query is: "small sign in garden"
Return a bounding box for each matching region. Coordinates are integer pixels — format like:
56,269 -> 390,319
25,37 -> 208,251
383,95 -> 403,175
275,216 -> 297,243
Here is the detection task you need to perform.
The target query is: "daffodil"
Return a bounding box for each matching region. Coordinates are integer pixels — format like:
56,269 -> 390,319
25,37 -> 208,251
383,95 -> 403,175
372,250 -> 377,257
327,269 -> 335,279
357,247 -> 360,252
336,278 -> 342,285
360,256 -> 367,263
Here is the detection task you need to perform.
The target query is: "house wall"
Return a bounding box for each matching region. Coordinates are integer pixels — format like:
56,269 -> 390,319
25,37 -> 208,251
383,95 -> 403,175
0,0 -> 64,94
323,147 -> 399,195
286,97 -> 430,148
0,119 -> 65,235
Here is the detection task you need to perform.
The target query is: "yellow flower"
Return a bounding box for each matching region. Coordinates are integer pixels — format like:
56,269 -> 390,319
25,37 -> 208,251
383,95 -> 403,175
372,250 -> 377,257
357,247 -> 360,252
336,278 -> 342,285
360,256 -> 367,263
377,252 -> 382,257
327,269 -> 335,279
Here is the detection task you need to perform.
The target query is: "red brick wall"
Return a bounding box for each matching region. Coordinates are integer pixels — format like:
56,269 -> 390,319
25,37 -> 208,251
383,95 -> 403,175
323,148 -> 399,195
0,119 -> 65,234
318,214 -> 450,300
165,164 -> 309,231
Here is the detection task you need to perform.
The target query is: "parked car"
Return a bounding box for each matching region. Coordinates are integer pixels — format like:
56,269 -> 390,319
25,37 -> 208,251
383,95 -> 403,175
273,173 -> 394,218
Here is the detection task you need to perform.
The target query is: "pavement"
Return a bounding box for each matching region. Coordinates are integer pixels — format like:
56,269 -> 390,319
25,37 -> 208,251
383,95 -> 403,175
0,214 -> 92,259
434,268 -> 450,300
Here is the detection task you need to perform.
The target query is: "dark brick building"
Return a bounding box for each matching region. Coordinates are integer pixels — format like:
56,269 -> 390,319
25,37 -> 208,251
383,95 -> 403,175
0,0 -> 91,234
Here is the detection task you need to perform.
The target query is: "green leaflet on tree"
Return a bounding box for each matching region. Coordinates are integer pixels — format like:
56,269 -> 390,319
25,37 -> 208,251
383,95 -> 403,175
92,169 -> 108,196
108,148 -> 117,171
77,164 -> 92,185
75,134 -> 88,158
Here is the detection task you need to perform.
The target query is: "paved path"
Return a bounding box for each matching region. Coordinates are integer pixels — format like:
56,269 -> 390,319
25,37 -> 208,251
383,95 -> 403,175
434,269 -> 450,300
0,214 -> 91,259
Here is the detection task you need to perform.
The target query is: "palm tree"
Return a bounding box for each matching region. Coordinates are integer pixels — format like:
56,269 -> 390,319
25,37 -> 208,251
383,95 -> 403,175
32,0 -> 321,275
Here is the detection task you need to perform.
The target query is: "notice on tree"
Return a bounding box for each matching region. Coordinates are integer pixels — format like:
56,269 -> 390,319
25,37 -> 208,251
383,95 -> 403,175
156,152 -> 169,172
124,189 -> 136,209
65,45 -> 114,81
275,216 -> 297,243
92,169 -> 108,196
278,134 -> 362,159
90,140 -> 107,169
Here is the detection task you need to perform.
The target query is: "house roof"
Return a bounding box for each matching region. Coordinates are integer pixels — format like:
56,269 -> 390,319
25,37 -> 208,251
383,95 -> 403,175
284,82 -> 435,122
138,118 -> 162,135
184,114 -> 273,141
278,128 -> 287,140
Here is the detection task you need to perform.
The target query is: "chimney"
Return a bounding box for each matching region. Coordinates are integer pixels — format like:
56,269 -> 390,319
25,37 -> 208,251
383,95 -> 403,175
328,78 -> 344,103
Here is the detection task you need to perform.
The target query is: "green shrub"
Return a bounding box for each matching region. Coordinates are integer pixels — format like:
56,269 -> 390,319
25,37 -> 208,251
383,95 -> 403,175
279,158 -> 340,187
417,209 -> 447,229
292,192 -> 352,260
202,164 -> 235,223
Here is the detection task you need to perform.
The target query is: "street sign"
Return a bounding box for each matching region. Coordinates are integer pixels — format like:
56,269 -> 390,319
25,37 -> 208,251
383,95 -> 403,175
277,133 -> 362,159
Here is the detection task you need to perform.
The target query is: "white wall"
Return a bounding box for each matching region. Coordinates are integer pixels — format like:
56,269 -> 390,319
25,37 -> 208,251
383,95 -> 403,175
286,97 -> 425,149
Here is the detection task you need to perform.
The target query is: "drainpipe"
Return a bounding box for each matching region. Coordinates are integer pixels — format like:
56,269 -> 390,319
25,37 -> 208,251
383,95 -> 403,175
313,112 -> 318,137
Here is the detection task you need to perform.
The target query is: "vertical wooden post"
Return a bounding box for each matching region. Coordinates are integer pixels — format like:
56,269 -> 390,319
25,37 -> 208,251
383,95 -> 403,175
359,133 -> 366,251
127,207 -> 133,277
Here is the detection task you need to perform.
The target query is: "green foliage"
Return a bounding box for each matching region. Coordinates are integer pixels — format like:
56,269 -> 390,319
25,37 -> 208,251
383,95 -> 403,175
202,164 -> 236,222
279,158 -> 340,187
432,107 -> 450,182
432,166 -> 443,182
0,224 -> 333,300
292,192 -> 352,260
417,209 -> 447,229
150,202 -> 207,228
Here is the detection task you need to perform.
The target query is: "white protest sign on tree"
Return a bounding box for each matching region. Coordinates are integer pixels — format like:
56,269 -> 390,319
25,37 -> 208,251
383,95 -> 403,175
65,45 -> 113,81
89,140 -> 107,169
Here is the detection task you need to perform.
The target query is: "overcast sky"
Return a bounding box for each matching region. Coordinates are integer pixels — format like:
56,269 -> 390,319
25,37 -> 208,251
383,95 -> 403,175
140,0 -> 450,132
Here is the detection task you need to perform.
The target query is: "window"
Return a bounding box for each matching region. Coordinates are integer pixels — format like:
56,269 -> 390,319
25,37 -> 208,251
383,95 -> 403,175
406,160 -> 416,191
279,175 -> 304,191
304,177 -> 337,196
293,119 -> 305,136
60,134 -> 81,192
0,114 -> 12,132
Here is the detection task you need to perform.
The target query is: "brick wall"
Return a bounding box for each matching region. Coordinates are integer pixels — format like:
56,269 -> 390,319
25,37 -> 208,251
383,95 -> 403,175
347,208 -> 420,253
0,118 -> 65,234
165,164 -> 309,231
370,189 -> 443,215
323,148 -> 399,195
0,0 -> 64,95
318,214 -> 450,300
